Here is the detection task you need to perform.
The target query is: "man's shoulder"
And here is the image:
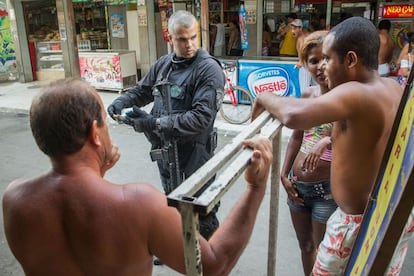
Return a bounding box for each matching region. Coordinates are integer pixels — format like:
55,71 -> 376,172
119,182 -> 167,211
155,54 -> 173,66
196,49 -> 223,70
2,176 -> 44,214
4,176 -> 41,195
3,178 -> 25,200
336,78 -> 401,103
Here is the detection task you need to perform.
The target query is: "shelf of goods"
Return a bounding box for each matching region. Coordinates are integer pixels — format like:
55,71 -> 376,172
77,30 -> 108,51
209,1 -> 239,23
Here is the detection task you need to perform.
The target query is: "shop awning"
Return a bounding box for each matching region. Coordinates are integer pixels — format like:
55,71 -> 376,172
294,0 -> 376,4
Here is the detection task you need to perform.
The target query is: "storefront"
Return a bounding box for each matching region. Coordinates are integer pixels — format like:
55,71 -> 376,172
13,0 -> 138,89
378,2 -> 413,76
23,0 -> 105,80
293,0 -> 377,30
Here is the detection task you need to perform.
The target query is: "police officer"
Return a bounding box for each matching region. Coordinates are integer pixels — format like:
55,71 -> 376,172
107,10 -> 225,247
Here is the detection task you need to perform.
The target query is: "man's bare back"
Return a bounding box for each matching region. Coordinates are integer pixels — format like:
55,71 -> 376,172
378,19 -> 394,78
3,78 -> 273,276
4,174 -> 164,275
379,31 -> 394,65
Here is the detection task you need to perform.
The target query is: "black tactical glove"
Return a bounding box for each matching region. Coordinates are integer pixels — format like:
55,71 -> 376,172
107,99 -> 125,120
124,106 -> 156,133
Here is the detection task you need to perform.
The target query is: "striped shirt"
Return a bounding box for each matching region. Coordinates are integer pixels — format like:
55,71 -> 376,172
300,123 -> 333,162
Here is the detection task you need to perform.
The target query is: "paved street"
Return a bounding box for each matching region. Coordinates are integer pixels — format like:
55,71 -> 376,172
0,80 -> 413,275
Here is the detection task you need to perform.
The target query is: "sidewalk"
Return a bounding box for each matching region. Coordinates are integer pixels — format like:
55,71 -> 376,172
0,80 -> 256,136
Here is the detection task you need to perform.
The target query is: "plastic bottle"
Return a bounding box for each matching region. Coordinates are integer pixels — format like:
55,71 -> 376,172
239,1 -> 248,50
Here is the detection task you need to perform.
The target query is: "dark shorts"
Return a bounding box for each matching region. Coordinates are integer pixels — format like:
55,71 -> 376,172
287,171 -> 337,224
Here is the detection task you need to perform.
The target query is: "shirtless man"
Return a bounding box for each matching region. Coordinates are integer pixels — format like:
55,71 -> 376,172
252,17 -> 404,274
292,19 -> 313,94
2,78 -> 273,276
378,19 -> 395,77
291,19 -> 306,59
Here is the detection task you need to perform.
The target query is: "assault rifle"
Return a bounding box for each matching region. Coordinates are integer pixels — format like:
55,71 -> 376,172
150,81 -> 182,194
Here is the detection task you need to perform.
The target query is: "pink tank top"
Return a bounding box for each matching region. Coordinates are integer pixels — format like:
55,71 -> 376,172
300,123 -> 333,162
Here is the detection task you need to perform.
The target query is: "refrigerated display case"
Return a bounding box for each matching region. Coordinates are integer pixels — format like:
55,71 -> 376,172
79,50 -> 137,91
36,40 -> 65,80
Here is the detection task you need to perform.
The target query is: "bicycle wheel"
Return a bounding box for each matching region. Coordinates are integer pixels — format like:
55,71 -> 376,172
220,85 -> 253,124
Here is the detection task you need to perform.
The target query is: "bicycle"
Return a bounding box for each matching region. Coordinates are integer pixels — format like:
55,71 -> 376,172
220,62 -> 253,124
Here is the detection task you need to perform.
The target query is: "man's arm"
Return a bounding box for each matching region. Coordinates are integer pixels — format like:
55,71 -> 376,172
142,136 -> 272,275
252,86 -> 357,130
107,57 -> 168,120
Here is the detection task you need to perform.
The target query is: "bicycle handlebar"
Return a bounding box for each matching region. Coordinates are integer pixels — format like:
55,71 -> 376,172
221,62 -> 236,73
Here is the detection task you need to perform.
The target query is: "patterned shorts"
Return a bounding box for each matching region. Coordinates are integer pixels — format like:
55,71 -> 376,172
312,207 -> 363,275
312,207 -> 414,275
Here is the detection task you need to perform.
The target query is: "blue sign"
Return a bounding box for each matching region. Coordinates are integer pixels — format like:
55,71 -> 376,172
237,59 -> 300,99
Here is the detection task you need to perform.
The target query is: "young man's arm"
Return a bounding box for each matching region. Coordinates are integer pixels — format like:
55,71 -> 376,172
252,86 -> 357,130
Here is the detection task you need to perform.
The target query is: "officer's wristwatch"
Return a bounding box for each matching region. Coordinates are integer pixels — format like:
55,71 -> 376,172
155,118 -> 161,131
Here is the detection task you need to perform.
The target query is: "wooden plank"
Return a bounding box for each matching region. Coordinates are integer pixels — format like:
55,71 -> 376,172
167,111 -> 282,276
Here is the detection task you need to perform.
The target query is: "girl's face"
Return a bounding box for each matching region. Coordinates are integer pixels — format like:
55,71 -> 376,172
305,45 -> 328,89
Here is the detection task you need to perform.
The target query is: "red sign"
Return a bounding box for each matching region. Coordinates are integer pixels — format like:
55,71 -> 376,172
383,4 -> 413,19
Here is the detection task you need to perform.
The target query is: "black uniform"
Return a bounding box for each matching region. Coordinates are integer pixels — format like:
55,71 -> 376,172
108,49 -> 225,239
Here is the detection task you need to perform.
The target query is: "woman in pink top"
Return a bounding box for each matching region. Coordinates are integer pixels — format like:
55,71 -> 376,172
280,31 -> 337,276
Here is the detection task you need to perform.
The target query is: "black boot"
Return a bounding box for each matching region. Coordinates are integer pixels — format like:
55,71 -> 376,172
153,257 -> 163,265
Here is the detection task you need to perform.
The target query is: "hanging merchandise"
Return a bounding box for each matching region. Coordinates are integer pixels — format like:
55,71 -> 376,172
239,1 -> 248,50
195,0 -> 201,47
157,0 -> 173,42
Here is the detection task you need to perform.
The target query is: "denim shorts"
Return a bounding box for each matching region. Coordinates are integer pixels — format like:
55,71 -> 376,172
287,171 -> 337,223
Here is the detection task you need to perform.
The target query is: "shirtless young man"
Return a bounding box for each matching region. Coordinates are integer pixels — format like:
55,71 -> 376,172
378,19 -> 395,77
2,78 -> 273,276
292,19 -> 313,94
252,17 -> 403,274
291,19 -> 306,60
281,31 -> 337,276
